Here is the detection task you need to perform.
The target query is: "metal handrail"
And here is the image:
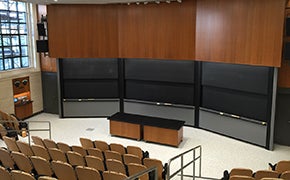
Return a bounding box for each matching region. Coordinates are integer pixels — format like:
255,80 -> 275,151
126,166 -> 158,180
167,145 -> 202,180
0,120 -> 51,145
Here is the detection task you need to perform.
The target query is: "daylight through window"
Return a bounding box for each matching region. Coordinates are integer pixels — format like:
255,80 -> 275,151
0,0 -> 29,71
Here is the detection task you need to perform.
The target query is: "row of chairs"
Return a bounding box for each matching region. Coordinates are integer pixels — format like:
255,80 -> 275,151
2,136 -> 167,179
223,167 -> 290,180
0,147 -> 156,180
0,110 -> 21,139
0,166 -> 56,180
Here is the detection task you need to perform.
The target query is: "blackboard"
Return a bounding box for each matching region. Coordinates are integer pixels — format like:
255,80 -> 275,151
202,62 -> 271,95
62,58 -> 118,79
125,81 -> 194,105
125,58 -> 195,83
63,80 -> 119,99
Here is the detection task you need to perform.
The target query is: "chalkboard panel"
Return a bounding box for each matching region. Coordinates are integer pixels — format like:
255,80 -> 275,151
202,62 -> 271,95
62,58 -> 118,79
126,81 -> 194,105
125,58 -> 195,83
201,86 -> 268,121
63,80 -> 119,98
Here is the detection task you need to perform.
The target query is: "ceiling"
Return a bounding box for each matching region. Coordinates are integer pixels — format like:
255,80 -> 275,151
25,0 -> 164,5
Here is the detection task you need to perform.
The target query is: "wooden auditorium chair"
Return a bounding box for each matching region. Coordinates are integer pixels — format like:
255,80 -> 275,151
230,168 -> 253,177
79,137 -> 95,149
66,151 -> 86,167
3,136 -> 20,152
280,170 -> 290,180
230,175 -> 255,180
127,145 -> 144,159
254,170 -> 279,180
11,170 -> 35,180
31,144 -> 51,161
104,150 -> 123,162
123,154 -> 142,165
275,160 -> 290,174
43,139 -> 57,149
87,148 -> 104,161
0,166 -> 12,180
30,156 -> 54,177
38,176 -> 58,180
110,143 -> 126,155
75,166 -> 102,180
48,148 -> 67,162
0,147 -> 17,170
57,142 -> 71,153
31,136 -> 45,147
94,140 -> 110,151
106,159 -> 127,175
11,151 -> 34,174
127,163 -> 149,180
143,158 -> 165,180
51,160 -> 77,180
16,141 -> 34,157
85,155 -> 106,172
71,145 -> 87,157
102,171 -> 128,180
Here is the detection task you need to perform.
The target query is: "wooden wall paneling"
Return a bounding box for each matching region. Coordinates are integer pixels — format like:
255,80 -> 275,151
37,5 -> 57,72
47,5 -> 119,58
118,0 -> 196,60
196,0 -> 285,67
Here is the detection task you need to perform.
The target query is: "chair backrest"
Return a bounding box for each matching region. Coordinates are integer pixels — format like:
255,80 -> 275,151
71,145 -> 87,157
94,140 -> 109,151
31,144 -> 51,161
280,170 -> 290,180
0,147 -> 16,169
110,143 -> 126,155
38,176 -> 58,180
11,170 -> 35,180
123,154 -> 142,165
0,166 -> 12,180
85,155 -> 105,172
230,175 -> 255,180
127,146 -> 143,159
16,141 -> 34,157
57,142 -> 71,153
3,136 -> 19,152
276,161 -> 290,174
254,170 -> 279,180
87,148 -> 104,161
127,163 -> 149,180
143,158 -> 163,180
106,159 -> 127,175
79,137 -> 95,149
66,151 -> 86,166
230,168 -> 253,177
48,148 -> 67,162
75,166 -> 102,180
43,139 -> 57,149
0,124 -> 7,137
51,160 -> 77,180
30,156 -> 54,177
31,136 -> 45,147
103,171 -> 128,180
11,151 -> 33,173
104,150 -> 123,162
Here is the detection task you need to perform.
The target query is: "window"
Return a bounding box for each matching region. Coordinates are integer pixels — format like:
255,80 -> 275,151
0,0 -> 29,71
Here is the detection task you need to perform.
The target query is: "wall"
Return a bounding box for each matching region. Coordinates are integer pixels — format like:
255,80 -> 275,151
47,0 -> 285,67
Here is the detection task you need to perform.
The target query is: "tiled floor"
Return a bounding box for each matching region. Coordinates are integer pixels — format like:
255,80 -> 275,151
1,113 -> 290,179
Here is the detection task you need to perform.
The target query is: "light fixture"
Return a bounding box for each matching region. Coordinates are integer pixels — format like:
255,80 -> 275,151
166,0 -> 171,3
136,1 -> 140,5
143,1 -> 148,4
177,0 -> 182,3
155,1 -> 160,4
127,2 -> 130,5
